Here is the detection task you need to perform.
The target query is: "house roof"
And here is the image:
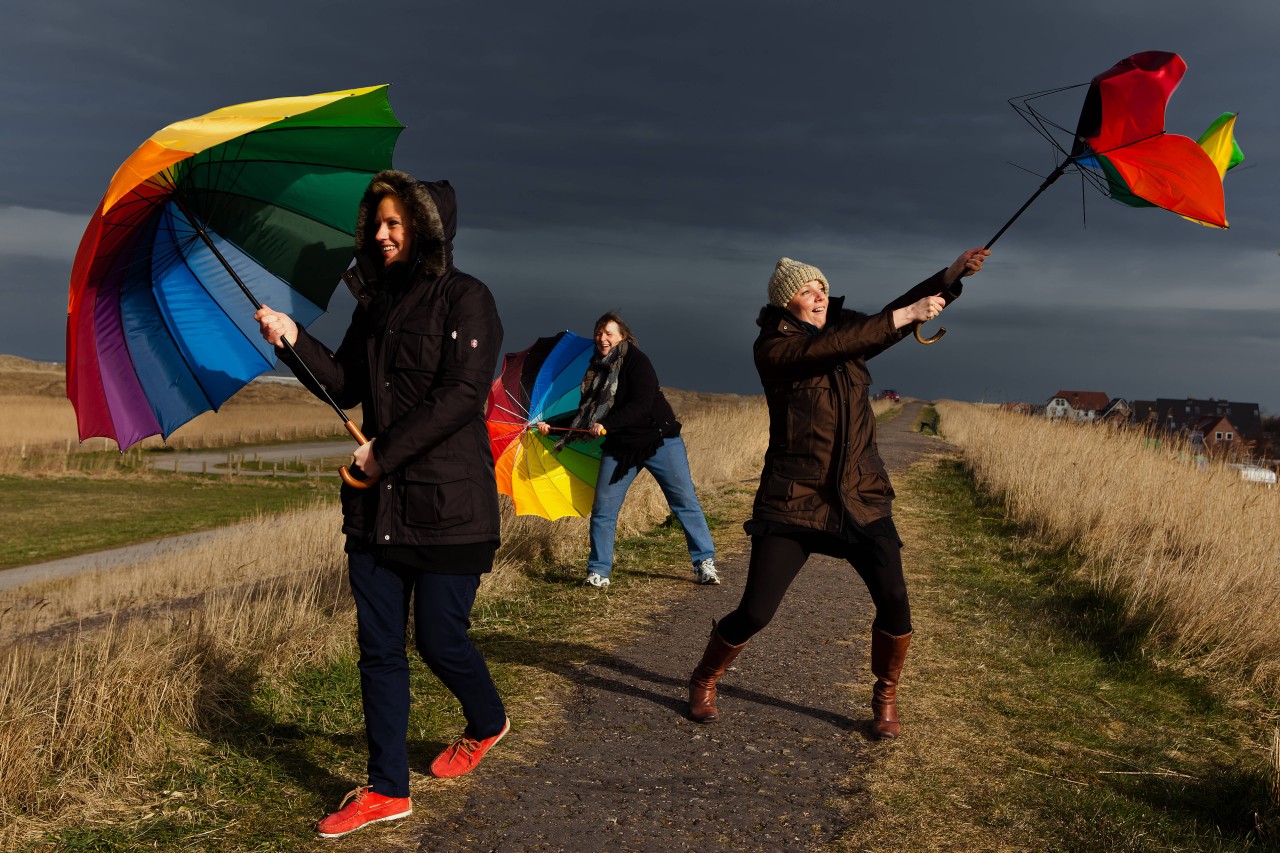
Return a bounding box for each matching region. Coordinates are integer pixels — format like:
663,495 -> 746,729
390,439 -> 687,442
1143,398 -> 1264,441
1193,414 -> 1239,434
1048,390 -> 1110,412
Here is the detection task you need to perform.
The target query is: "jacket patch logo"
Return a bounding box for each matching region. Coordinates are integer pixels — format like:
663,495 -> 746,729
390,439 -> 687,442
470,339 -> 479,348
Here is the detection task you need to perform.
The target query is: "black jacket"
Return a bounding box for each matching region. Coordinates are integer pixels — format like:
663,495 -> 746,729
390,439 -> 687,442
597,346 -> 680,463
280,171 -> 503,549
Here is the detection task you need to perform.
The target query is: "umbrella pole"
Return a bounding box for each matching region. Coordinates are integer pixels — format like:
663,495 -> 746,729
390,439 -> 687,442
177,201 -> 375,488
914,158 -> 1072,344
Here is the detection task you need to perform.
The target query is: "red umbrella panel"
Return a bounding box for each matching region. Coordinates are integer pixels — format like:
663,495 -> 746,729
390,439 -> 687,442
1071,51 -> 1226,227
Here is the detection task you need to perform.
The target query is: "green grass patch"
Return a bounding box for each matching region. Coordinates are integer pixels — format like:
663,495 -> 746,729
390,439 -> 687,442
840,456 -> 1278,851
0,475 -> 334,570
917,403 -> 939,434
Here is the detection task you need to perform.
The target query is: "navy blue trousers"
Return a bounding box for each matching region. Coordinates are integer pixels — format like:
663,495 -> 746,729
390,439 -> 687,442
348,551 -> 506,798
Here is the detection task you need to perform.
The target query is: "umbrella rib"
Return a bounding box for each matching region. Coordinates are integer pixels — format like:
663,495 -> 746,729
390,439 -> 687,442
171,198 -> 357,424
490,400 -> 532,423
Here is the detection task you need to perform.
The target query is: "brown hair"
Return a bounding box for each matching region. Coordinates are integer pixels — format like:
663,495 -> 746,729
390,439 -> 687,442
593,311 -> 637,346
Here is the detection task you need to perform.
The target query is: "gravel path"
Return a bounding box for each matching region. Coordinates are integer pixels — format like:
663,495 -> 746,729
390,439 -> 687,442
393,401 -> 950,852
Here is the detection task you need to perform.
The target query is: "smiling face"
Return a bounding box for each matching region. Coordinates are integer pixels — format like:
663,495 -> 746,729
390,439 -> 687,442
595,321 -> 624,356
786,280 -> 829,328
373,194 -> 413,266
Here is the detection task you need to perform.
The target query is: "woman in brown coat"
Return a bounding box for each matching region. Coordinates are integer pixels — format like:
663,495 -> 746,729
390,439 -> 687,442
686,247 -> 988,738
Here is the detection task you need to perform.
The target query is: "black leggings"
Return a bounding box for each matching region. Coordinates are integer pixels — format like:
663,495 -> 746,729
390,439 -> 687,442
716,530 -> 912,646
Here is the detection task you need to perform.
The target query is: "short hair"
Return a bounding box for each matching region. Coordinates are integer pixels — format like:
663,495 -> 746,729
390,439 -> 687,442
593,311 -> 637,345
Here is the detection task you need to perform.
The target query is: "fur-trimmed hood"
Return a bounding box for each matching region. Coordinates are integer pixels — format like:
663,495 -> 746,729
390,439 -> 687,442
353,169 -> 455,279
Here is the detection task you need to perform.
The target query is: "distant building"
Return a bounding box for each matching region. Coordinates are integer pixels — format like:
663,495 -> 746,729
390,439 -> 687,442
1132,397 -> 1270,461
1132,398 -> 1263,441
1098,397 -> 1132,424
1045,390 -> 1110,422
1189,414 -> 1243,458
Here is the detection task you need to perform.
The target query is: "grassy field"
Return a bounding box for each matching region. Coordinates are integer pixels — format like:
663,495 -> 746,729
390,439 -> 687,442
2,356 -> 1277,850
0,475 -> 333,569
0,373 -> 770,850
936,401 -> 1280,695
844,453 -> 1278,851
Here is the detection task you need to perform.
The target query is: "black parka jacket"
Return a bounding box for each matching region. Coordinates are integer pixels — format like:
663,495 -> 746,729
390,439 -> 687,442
280,171 -> 503,548
750,269 -> 958,532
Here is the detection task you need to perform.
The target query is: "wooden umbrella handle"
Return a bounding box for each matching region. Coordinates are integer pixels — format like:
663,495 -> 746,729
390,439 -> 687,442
340,421 -> 378,489
912,321 -> 947,345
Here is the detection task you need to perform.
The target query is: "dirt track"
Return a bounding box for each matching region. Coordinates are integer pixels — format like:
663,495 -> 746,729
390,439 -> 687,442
383,402 -> 948,852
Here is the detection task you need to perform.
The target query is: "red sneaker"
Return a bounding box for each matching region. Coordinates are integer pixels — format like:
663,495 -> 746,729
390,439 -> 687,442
430,717 -> 511,779
316,786 -> 412,838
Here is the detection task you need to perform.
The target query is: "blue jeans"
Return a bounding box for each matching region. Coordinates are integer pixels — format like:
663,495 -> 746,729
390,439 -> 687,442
587,436 -> 715,578
348,551 -> 506,798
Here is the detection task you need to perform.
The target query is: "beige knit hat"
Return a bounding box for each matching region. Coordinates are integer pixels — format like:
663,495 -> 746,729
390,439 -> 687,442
768,257 -> 828,308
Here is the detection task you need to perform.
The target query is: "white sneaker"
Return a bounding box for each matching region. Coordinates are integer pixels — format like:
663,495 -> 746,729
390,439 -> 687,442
694,558 -> 720,585
584,572 -> 610,589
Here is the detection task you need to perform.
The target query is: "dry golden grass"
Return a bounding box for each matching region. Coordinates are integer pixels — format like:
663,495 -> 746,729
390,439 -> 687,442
0,385 -> 768,844
0,356 -> 356,467
0,501 -> 351,837
935,400 -> 1280,691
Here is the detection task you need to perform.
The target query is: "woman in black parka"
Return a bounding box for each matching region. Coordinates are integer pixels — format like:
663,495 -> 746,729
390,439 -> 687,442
256,170 -> 508,839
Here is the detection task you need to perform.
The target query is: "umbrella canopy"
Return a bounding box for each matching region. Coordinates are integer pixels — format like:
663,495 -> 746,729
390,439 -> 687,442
914,50 -> 1237,346
486,331 -> 603,520
67,84 -> 403,449
1070,51 -> 1227,227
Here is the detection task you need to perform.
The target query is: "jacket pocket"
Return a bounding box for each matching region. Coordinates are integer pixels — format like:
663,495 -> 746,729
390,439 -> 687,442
392,330 -> 446,374
855,452 -> 895,502
401,464 -> 473,529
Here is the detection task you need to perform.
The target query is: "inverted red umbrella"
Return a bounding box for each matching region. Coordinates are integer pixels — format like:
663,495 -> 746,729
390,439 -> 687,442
915,51 -> 1239,344
67,85 -> 402,489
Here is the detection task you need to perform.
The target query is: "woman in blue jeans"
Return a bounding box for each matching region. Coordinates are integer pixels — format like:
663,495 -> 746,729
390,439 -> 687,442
541,312 -> 717,589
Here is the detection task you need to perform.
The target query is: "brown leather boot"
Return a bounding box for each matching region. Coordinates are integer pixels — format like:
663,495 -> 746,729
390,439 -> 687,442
870,628 -> 912,739
688,627 -> 747,723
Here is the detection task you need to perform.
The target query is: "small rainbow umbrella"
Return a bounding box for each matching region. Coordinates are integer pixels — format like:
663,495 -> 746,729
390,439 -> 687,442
486,331 -> 604,520
67,85 -> 403,452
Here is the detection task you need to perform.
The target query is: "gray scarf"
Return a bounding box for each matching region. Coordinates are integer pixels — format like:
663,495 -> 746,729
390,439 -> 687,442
554,340 -> 627,452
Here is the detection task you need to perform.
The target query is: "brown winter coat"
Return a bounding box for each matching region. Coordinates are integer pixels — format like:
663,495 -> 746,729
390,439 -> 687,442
280,171 -> 503,549
750,269 -> 959,532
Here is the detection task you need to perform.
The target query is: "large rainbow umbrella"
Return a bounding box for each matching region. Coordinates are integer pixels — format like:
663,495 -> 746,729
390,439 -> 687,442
67,85 -> 403,450
486,331 -> 603,520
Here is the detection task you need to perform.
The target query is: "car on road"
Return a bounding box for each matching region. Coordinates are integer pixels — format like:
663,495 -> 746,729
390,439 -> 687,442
876,389 -> 900,402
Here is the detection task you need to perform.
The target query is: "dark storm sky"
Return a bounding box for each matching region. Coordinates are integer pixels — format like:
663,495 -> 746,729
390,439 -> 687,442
3,1 -> 1277,410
